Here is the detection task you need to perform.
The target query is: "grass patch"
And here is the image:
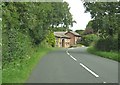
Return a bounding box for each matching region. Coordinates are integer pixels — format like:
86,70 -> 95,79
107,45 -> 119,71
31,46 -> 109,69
2,47 -> 57,83
0,61 -> 1,84
87,47 -> 119,62
76,44 -> 83,47
0,70 -> 1,84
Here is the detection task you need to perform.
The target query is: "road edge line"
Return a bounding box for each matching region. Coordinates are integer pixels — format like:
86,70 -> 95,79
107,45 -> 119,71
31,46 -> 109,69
66,50 -> 77,61
80,63 -> 99,78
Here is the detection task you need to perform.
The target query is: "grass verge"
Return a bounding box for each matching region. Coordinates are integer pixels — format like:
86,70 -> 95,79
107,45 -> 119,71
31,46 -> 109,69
2,47 -> 57,83
76,44 -> 83,47
0,61 -> 1,84
87,47 -> 119,62
0,70 -> 1,84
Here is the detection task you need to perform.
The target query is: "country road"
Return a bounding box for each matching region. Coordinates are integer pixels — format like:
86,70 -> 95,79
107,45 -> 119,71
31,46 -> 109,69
27,47 -> 118,83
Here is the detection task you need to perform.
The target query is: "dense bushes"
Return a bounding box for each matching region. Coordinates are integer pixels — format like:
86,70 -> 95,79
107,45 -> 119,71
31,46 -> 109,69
2,29 -> 32,67
45,30 -> 55,47
87,47 -> 119,62
80,33 -> 118,52
2,2 -> 73,67
118,32 -> 120,51
79,34 -> 98,46
2,2 -> 74,83
94,37 -> 118,52
40,31 -> 56,48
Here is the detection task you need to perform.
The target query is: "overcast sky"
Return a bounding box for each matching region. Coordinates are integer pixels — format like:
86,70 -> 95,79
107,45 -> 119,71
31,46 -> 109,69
63,0 -> 91,31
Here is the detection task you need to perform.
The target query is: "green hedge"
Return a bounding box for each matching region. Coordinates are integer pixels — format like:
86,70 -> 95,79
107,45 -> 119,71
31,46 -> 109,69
45,31 -> 55,47
87,47 -> 119,62
94,37 -> 118,52
79,34 -> 98,46
2,29 -> 33,67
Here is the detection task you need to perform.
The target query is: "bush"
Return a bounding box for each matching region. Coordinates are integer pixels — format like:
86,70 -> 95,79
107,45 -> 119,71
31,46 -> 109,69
79,34 -> 99,46
45,30 -> 55,47
94,37 -> 118,52
87,47 -> 119,62
2,29 -> 32,67
118,32 -> 120,51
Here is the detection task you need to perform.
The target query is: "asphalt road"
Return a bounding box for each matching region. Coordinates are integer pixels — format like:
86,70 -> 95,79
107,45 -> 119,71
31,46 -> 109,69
27,47 -> 118,83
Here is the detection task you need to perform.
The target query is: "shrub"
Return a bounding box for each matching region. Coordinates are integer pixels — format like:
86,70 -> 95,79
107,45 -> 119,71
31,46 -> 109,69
118,32 -> 120,51
2,29 -> 32,67
87,47 -> 119,62
79,34 -> 99,46
45,30 -> 55,47
94,37 -> 118,52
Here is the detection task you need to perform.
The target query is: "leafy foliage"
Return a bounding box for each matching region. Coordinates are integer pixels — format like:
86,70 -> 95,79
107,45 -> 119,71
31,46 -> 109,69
94,37 -> 118,52
50,27 -> 72,32
88,47 -> 119,62
118,29 -> 120,51
83,2 -> 119,52
2,2 -> 74,67
79,34 -> 99,46
75,30 -> 84,35
45,30 -> 56,47
83,2 -> 119,38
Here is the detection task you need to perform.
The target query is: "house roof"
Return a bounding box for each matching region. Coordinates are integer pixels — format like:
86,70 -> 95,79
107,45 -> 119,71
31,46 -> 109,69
66,31 -> 81,37
54,32 -> 70,38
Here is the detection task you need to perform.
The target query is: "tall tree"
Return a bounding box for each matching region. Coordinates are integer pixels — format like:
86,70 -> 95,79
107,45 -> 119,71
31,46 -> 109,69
83,2 -> 119,38
3,2 -> 74,45
2,2 -> 74,64
75,30 -> 84,35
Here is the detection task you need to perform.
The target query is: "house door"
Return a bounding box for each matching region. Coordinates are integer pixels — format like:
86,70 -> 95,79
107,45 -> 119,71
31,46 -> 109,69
62,39 -> 65,47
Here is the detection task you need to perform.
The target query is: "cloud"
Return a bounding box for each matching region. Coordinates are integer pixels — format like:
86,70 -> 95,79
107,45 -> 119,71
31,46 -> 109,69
64,0 -> 91,31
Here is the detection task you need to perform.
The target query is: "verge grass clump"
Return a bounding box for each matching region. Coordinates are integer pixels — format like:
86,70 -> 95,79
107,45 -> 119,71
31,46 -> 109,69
2,46 -> 54,83
87,47 -> 119,62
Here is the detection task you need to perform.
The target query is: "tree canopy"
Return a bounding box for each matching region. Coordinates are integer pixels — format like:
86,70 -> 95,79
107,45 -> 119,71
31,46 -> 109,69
83,2 -> 119,38
2,2 -> 74,65
2,2 -> 74,44
75,30 -> 84,35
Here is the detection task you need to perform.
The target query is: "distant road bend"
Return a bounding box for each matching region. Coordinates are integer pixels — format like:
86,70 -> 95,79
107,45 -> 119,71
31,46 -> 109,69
27,47 -> 118,83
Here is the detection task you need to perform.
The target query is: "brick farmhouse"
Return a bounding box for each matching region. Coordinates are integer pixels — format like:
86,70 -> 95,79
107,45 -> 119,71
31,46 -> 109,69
54,31 -> 81,48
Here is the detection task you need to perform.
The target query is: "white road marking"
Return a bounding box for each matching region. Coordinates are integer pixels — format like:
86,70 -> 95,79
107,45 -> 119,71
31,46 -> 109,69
70,55 -> 77,61
67,48 -> 99,78
66,50 -> 69,55
80,63 -> 99,78
103,82 -> 106,83
67,52 -> 70,55
70,48 -> 74,49
66,50 -> 77,61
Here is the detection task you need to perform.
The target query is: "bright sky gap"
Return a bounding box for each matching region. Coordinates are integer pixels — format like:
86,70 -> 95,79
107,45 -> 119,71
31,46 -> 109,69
64,0 -> 92,31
